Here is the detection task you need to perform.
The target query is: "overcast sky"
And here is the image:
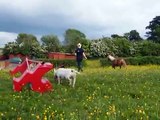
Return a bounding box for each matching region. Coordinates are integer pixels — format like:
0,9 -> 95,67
0,0 -> 160,47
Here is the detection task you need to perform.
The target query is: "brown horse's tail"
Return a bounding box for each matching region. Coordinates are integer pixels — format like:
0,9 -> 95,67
120,59 -> 127,67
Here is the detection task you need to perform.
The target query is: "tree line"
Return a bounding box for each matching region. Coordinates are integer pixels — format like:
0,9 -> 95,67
2,16 -> 160,58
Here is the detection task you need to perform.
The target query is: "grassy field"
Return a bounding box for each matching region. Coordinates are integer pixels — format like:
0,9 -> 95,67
0,60 -> 160,120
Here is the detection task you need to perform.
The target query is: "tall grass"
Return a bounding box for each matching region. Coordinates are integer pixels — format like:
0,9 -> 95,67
0,60 -> 160,119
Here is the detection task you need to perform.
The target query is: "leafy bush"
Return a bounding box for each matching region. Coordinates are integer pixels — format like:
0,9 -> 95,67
90,38 -> 133,58
99,58 -> 111,67
126,56 -> 160,65
37,58 -> 86,68
100,56 -> 160,66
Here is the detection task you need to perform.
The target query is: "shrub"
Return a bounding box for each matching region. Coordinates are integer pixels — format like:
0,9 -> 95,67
99,58 -> 111,67
100,56 -> 160,66
126,56 -> 160,65
37,59 -> 86,68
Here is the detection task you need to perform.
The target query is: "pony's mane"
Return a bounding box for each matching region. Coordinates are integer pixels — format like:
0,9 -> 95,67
108,55 -> 115,61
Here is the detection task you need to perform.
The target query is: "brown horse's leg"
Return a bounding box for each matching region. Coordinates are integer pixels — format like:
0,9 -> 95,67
112,62 -> 115,69
112,60 -> 117,69
119,59 -> 124,69
120,61 -> 122,69
112,65 -> 115,69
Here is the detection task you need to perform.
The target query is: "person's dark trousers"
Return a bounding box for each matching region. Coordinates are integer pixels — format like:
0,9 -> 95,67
77,59 -> 83,72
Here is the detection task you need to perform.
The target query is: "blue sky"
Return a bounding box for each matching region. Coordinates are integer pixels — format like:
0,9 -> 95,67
0,0 -> 160,47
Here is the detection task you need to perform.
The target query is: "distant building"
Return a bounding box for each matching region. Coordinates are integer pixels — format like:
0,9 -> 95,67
48,52 -> 75,60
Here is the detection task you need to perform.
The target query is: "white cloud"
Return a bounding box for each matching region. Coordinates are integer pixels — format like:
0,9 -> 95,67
0,32 -> 17,47
0,0 -> 160,41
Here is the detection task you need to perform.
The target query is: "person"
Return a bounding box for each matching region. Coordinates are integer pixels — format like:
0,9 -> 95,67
75,43 -> 87,72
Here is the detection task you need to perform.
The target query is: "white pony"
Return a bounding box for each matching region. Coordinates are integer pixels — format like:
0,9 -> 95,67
54,68 -> 80,87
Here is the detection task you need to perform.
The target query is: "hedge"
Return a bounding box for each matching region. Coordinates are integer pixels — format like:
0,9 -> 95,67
99,56 -> 160,66
126,56 -> 160,65
36,59 -> 86,68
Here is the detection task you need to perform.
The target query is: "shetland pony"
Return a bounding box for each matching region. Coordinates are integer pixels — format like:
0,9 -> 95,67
107,54 -> 127,69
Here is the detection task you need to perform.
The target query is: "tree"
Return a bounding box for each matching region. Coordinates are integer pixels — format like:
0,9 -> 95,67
29,42 -> 47,58
111,34 -> 123,39
2,33 -> 49,58
124,30 -> 142,41
123,32 -> 130,40
41,34 -> 61,52
90,39 -> 107,58
16,33 -> 38,44
64,29 -> 88,53
89,37 -> 119,58
3,42 -> 19,57
16,33 -> 44,58
90,37 -> 134,58
15,33 -> 40,57
146,16 -> 160,43
137,41 -> 160,56
113,38 -> 132,57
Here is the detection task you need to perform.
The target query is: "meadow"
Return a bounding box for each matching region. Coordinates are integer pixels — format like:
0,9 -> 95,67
0,60 -> 160,120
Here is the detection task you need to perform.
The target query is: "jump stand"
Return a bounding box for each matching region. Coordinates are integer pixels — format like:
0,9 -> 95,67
10,58 -> 53,93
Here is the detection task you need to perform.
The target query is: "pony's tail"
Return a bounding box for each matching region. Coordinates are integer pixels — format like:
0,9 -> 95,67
121,59 -> 127,67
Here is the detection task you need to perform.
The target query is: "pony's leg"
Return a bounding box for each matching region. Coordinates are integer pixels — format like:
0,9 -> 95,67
68,78 -> 72,86
112,65 -> 115,69
112,63 -> 115,69
119,65 -> 121,69
123,60 -> 127,67
57,77 -> 61,85
119,60 -> 123,69
72,78 -> 76,88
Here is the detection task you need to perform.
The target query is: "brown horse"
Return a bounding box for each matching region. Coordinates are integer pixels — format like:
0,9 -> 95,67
107,54 -> 127,69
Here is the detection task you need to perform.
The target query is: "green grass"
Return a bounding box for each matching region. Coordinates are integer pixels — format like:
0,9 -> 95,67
0,60 -> 160,120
